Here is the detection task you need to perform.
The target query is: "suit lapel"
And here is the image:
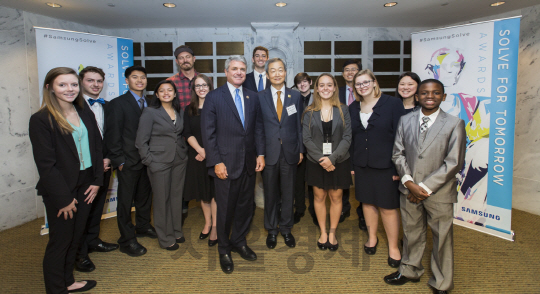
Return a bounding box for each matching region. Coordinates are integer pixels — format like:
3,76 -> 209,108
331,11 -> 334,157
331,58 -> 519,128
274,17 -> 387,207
312,110 -> 323,135
281,88 -> 294,125
264,87 -> 279,122
126,91 -> 143,116
410,111 -> 420,151
419,110 -> 447,154
222,85 -> 243,127
243,87 -> 251,130
158,106 -> 175,129
332,106 -> 339,134
366,95 -> 388,130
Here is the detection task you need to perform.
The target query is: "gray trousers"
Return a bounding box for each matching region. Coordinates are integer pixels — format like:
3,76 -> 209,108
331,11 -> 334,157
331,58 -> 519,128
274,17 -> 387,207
399,193 -> 454,291
147,154 -> 187,248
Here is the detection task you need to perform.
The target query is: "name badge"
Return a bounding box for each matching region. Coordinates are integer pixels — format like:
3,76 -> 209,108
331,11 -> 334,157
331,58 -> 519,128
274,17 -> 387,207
323,143 -> 332,155
286,104 -> 297,116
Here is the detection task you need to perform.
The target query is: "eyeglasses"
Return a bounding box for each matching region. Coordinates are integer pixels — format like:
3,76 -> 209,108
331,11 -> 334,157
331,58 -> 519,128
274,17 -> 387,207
195,84 -> 209,89
344,68 -> 359,73
355,80 -> 374,88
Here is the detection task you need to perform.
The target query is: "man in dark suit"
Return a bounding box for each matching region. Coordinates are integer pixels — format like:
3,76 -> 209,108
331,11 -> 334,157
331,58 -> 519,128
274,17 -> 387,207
105,65 -> 157,257
75,66 -> 119,272
242,46 -> 270,92
259,58 -> 303,249
338,59 -> 366,229
201,55 -> 265,274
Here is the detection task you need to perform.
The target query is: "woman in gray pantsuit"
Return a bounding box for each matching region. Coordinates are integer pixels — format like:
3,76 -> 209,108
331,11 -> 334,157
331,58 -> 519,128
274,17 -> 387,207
136,80 -> 188,250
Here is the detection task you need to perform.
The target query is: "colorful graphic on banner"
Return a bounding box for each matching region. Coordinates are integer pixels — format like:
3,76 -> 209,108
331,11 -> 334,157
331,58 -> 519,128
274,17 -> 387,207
412,17 -> 520,240
35,27 -> 132,235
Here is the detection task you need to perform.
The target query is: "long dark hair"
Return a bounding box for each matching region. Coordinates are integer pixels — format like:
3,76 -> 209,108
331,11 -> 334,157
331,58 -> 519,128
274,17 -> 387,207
395,72 -> 421,106
151,80 -> 181,113
188,74 -> 213,116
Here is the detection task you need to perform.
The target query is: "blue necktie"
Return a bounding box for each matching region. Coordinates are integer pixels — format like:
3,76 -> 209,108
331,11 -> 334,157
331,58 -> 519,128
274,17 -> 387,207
235,88 -> 245,128
258,74 -> 264,92
88,98 -> 105,106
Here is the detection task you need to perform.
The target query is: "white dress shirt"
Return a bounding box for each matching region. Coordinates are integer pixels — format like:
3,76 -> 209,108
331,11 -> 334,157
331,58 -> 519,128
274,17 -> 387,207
401,108 -> 442,195
254,70 -> 267,90
227,82 -> 245,118
83,94 -> 104,138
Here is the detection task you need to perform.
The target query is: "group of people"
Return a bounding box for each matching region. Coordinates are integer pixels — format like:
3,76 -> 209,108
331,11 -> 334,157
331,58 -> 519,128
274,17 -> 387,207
29,44 -> 466,294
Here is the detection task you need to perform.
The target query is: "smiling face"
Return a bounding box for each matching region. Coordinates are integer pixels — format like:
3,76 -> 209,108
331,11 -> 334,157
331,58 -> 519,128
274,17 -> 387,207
296,79 -> 312,96
125,70 -> 147,92
416,82 -> 446,115
225,60 -> 247,88
342,63 -> 360,83
81,72 -> 104,99
267,60 -> 286,89
354,74 -> 377,98
316,75 -> 336,100
194,77 -> 209,99
50,74 -> 80,105
155,83 -> 175,104
252,50 -> 268,71
398,76 -> 418,99
176,51 -> 196,72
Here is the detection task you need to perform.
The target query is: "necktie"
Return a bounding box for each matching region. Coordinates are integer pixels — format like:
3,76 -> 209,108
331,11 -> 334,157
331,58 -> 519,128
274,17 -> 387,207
348,88 -> 354,105
258,74 -> 264,92
420,116 -> 430,133
235,89 -> 245,128
88,98 -> 105,106
277,91 -> 283,122
138,97 -> 145,110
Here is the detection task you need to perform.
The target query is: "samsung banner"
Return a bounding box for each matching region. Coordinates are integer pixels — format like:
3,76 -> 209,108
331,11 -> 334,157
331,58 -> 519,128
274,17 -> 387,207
35,27 -> 133,234
412,17 -> 520,241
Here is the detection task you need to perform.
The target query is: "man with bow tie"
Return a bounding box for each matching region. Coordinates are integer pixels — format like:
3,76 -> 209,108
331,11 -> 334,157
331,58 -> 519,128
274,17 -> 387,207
75,66 -> 119,272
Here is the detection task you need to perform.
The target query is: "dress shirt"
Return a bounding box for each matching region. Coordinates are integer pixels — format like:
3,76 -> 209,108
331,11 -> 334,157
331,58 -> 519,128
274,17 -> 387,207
271,85 -> 285,111
401,107 -> 442,195
254,70 -> 266,90
83,94 -> 104,138
227,82 -> 245,118
130,90 -> 147,108
346,85 -> 354,106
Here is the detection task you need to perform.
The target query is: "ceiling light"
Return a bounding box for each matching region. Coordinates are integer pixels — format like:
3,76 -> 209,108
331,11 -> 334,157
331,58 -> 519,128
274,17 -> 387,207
384,2 -> 398,7
163,3 -> 176,8
276,2 -> 287,7
491,2 -> 505,6
46,3 -> 62,8
107,3 -> 115,7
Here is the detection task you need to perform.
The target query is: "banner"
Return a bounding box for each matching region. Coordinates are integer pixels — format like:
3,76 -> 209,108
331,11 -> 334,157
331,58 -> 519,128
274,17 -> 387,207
35,27 -> 133,234
412,17 -> 520,241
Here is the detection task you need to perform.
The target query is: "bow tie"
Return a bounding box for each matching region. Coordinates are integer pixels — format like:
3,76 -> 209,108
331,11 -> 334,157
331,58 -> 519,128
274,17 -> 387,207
88,98 -> 105,106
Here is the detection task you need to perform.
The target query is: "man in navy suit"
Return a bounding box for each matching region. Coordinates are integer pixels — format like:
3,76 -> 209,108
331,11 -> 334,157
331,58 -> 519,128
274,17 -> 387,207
258,58 -> 303,249
338,59 -> 366,229
242,46 -> 270,92
201,55 -> 265,274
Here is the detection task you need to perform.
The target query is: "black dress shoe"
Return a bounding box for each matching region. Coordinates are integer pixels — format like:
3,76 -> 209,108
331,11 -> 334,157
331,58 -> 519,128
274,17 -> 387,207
317,234 -> 327,250
339,210 -> 350,223
388,256 -> 401,268
231,245 -> 257,261
219,253 -> 234,274
282,233 -> 296,248
429,285 -> 449,294
364,238 -> 378,255
208,238 -> 218,247
359,217 -> 367,231
166,243 -> 179,251
119,242 -> 147,257
199,228 -> 210,239
88,241 -> 119,253
266,234 -> 277,249
69,280 -> 97,293
293,212 -> 304,224
326,239 -> 339,251
75,256 -> 95,272
176,236 -> 186,243
383,271 -> 420,285
136,227 -> 158,239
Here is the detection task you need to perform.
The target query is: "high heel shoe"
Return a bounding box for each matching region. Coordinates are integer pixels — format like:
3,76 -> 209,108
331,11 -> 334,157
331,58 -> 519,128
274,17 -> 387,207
317,234 -> 327,250
199,226 -> 212,239
388,256 -> 401,268
364,237 -> 378,255
208,238 -> 218,247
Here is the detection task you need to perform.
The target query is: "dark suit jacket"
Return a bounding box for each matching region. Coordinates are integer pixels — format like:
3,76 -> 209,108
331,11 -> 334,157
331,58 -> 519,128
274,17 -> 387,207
339,86 -> 347,105
302,105 -> 351,165
29,104 -> 104,210
85,99 -> 109,158
135,106 -> 188,167
201,84 -> 265,179
258,87 -> 303,166
242,71 -> 270,93
349,94 -> 405,169
105,91 -> 150,170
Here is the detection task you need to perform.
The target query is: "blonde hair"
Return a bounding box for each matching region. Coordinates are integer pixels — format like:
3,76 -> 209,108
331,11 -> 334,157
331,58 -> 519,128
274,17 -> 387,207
353,69 -> 381,102
40,67 -> 85,134
304,73 -> 345,128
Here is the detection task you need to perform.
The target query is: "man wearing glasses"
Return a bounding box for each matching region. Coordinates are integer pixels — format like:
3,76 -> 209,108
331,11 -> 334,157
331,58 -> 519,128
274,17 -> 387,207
167,45 -> 199,110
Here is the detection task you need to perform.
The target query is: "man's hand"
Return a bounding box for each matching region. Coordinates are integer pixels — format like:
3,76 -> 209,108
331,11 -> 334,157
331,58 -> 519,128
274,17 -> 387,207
298,153 -> 303,165
404,181 -> 429,203
318,157 -> 332,169
118,164 -> 123,171
103,158 -> 111,172
215,163 -> 228,180
84,185 -> 100,204
256,155 -> 265,172
57,199 -> 78,220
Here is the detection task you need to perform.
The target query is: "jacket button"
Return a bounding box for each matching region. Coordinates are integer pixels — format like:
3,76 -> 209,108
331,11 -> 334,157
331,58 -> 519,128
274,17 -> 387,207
365,139 -> 367,141
418,155 -> 423,159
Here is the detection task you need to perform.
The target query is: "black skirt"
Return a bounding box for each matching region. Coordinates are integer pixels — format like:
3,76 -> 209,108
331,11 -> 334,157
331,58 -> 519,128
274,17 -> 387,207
183,149 -> 215,202
305,158 -> 352,190
353,166 -> 399,209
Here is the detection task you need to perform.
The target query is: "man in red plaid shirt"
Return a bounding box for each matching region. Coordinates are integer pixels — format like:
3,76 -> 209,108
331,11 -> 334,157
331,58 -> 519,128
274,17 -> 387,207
167,45 -> 199,110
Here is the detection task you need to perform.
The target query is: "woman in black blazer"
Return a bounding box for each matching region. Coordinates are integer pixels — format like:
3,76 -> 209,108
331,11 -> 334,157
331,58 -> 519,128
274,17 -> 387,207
395,72 -> 421,114
349,69 -> 405,267
29,67 -> 103,294
135,80 -> 188,250
303,73 -> 352,251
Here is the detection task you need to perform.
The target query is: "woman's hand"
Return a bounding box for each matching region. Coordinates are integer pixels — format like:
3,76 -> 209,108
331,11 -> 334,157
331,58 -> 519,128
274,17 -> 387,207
197,148 -> 206,160
318,157 -> 333,169
392,175 -> 400,181
325,164 -> 335,172
57,199 -> 78,220
84,185 -> 100,204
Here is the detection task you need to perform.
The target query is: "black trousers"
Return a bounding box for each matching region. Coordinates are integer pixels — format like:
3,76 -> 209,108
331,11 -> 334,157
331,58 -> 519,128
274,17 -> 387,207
43,168 -> 93,294
214,165 -> 255,255
116,166 -> 152,246
293,155 -> 311,215
78,169 -> 112,257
